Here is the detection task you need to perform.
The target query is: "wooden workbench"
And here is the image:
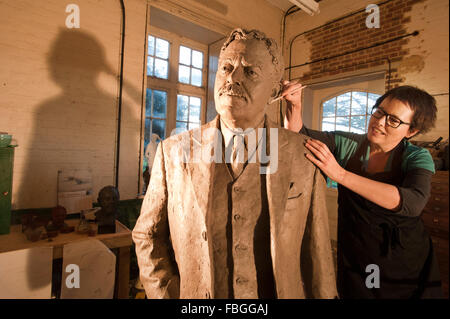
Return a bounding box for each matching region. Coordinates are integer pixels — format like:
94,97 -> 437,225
0,219 -> 132,299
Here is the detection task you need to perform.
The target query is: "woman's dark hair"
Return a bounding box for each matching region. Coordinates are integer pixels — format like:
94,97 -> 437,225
373,85 -> 437,134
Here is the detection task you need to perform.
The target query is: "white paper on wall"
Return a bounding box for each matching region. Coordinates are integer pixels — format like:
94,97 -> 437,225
57,169 -> 93,214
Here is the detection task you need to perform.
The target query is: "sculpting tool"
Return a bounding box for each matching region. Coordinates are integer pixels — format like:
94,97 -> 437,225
269,85 -> 307,104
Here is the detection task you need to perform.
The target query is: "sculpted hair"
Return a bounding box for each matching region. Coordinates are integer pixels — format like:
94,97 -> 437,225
98,185 -> 120,202
373,85 -> 437,134
221,28 -> 284,82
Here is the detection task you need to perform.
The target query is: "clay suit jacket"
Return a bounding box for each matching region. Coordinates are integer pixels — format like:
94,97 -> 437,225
132,116 -> 338,299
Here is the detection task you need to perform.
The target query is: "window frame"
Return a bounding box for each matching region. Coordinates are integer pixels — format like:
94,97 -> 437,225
147,35 -> 171,80
319,89 -> 381,134
178,45 -> 204,87
140,26 -> 208,188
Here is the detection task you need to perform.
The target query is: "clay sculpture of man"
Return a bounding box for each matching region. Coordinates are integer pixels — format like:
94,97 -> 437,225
133,28 -> 337,299
95,185 -> 119,234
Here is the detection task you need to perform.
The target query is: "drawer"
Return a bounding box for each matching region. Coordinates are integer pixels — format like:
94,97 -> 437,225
426,193 -> 449,207
432,171 -> 449,183
422,202 -> 448,219
431,236 -> 449,251
430,183 -> 448,195
422,213 -> 449,234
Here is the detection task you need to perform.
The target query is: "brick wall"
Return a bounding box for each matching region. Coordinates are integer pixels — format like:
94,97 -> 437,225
289,0 -> 424,91
286,0 -> 449,141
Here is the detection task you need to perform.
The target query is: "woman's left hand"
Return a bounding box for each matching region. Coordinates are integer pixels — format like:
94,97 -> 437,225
305,138 -> 346,183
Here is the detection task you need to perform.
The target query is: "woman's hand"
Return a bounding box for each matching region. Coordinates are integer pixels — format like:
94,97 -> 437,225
283,80 -> 306,132
281,80 -> 304,108
305,138 -> 346,184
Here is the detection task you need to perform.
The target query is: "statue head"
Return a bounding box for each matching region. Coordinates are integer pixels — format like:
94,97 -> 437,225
51,205 -> 67,227
214,28 -> 284,130
98,186 -> 120,213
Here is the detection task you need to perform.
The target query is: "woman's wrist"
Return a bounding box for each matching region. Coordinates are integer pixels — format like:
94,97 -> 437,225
336,167 -> 347,185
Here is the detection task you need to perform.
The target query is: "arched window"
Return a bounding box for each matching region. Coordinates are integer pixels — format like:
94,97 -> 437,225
321,90 -> 381,188
321,91 -> 381,133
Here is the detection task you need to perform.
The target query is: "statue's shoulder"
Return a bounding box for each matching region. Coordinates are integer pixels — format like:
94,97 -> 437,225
161,120 -> 219,150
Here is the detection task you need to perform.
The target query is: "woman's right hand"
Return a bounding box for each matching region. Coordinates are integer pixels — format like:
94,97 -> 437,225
282,80 -> 305,132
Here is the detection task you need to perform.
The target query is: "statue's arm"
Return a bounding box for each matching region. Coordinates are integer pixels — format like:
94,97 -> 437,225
132,143 -> 180,298
300,167 -> 339,299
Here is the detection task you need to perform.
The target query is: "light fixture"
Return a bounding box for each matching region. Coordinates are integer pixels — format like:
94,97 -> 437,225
288,0 -> 320,16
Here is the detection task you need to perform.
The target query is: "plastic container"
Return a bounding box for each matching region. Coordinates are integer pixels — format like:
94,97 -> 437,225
0,134 -> 12,148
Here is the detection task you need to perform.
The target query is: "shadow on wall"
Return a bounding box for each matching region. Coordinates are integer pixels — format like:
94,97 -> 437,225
17,29 -> 134,292
19,28 -> 143,210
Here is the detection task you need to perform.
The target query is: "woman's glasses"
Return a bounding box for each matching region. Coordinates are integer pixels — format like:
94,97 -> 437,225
371,107 -> 411,128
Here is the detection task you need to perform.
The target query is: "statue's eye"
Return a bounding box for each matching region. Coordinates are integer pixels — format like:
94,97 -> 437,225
245,67 -> 258,78
221,63 -> 233,73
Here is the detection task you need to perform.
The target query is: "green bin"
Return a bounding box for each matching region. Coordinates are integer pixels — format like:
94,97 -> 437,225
0,146 -> 15,234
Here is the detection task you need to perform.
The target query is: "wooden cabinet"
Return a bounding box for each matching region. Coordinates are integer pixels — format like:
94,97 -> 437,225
422,171 -> 449,298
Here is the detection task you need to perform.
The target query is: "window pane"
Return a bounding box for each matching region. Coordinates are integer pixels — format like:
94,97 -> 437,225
147,57 -> 154,76
148,36 -> 155,55
337,92 -> 351,116
153,90 -> 167,118
176,121 -> 188,133
154,58 -> 168,79
155,38 -> 169,59
190,96 -> 201,107
145,89 -> 152,117
350,116 -> 366,133
178,65 -> 190,84
191,68 -> 202,86
192,50 -> 203,69
368,93 -> 380,112
336,117 -> 350,131
177,95 -> 189,121
323,98 -> 335,117
366,115 -> 371,131
144,118 -> 151,147
322,117 -> 335,131
189,122 -> 200,130
179,46 -> 191,65
189,97 -> 201,122
152,119 -> 166,139
351,91 -> 367,115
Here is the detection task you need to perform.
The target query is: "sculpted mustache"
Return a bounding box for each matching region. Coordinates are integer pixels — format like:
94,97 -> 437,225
219,84 -> 247,98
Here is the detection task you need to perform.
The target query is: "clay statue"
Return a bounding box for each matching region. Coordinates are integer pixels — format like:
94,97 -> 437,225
46,205 -> 74,235
95,185 -> 119,234
133,29 -> 337,299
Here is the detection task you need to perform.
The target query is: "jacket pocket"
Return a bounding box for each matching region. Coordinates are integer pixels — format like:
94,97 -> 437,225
287,182 -> 302,199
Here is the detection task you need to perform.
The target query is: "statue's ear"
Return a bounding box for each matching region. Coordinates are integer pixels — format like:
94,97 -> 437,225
271,81 -> 283,98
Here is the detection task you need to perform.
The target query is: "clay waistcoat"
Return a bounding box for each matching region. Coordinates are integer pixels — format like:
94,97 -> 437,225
209,158 -> 275,299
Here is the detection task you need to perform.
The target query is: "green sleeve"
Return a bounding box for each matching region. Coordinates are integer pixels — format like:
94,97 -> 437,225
401,141 -> 435,174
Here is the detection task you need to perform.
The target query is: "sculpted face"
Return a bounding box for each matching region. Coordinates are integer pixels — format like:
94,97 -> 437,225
214,39 -> 277,130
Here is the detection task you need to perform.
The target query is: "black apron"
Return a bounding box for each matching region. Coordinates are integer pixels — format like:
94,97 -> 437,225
337,139 -> 443,298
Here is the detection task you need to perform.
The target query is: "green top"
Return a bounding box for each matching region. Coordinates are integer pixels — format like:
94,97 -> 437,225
332,131 -> 435,174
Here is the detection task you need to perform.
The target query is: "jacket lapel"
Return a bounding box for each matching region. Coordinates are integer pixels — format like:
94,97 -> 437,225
264,121 -> 294,297
187,116 -> 221,222
265,120 -> 293,230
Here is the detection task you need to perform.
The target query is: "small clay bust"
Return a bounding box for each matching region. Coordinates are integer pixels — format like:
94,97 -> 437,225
46,205 -> 74,234
95,186 -> 119,234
